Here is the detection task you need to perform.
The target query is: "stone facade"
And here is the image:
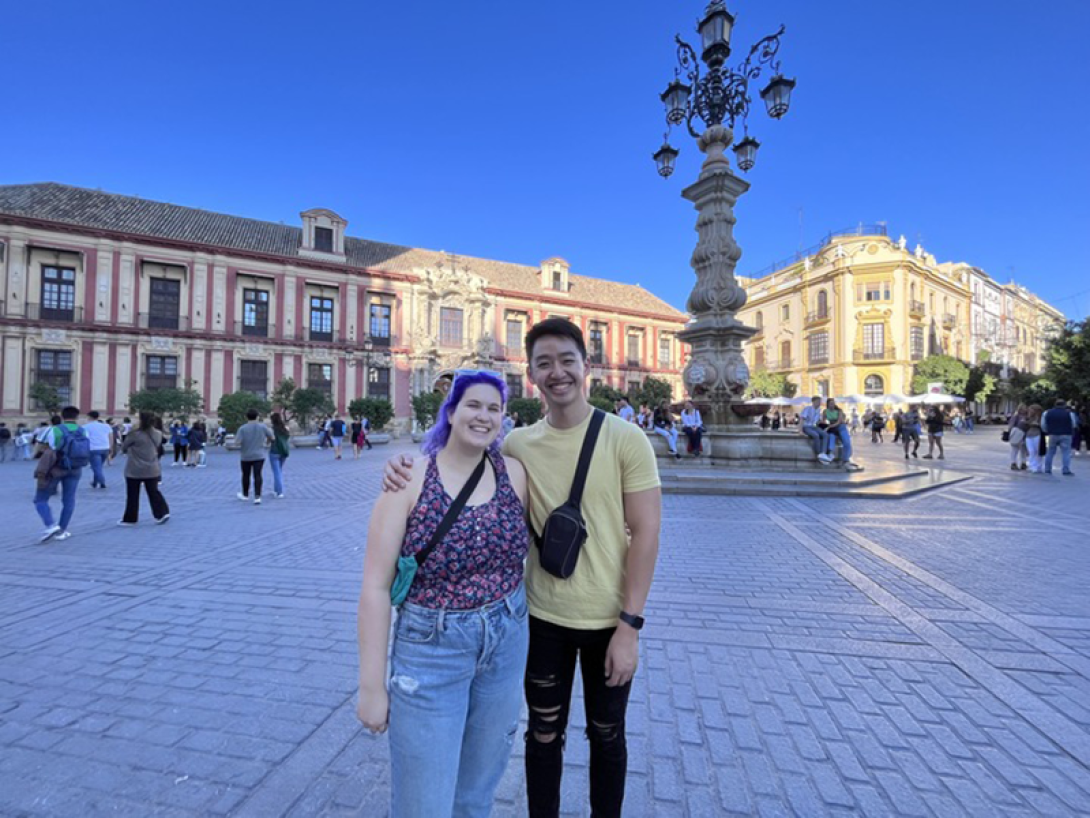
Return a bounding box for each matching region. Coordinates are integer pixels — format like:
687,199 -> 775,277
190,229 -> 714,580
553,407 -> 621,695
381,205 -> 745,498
0,184 -> 687,427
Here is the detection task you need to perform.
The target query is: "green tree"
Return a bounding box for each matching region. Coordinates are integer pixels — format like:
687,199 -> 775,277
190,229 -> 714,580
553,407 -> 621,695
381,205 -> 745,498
630,376 -> 673,409
911,355 -> 970,396
1043,319 -> 1090,405
349,397 -> 394,431
293,388 -> 335,432
590,383 -> 626,404
1022,378 -> 1059,408
412,391 -> 444,431
964,366 -> 997,405
270,377 -> 299,422
216,391 -> 271,433
28,381 -> 62,413
746,369 -> 797,398
507,397 -> 543,425
589,396 -> 616,414
128,383 -> 203,418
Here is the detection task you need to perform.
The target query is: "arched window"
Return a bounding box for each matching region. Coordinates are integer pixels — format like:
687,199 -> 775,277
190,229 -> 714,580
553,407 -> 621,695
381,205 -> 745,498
755,311 -> 764,329
864,374 -> 884,396
780,340 -> 792,367
910,283 -> 917,301
817,290 -> 828,318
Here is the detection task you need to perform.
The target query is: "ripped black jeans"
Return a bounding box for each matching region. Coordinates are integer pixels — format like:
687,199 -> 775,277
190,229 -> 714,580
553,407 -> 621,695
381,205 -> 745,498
524,616 -> 632,818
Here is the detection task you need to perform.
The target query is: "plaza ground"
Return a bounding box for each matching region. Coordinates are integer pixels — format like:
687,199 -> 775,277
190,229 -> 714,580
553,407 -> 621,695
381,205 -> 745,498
1,427 -> 1088,816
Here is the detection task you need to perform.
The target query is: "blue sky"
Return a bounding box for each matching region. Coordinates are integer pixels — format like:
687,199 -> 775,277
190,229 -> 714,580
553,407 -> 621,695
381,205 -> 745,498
4,1 -> 1089,319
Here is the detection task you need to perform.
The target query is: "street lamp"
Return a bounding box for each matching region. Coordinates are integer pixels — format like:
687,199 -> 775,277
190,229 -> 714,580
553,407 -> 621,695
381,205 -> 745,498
653,1 -> 798,437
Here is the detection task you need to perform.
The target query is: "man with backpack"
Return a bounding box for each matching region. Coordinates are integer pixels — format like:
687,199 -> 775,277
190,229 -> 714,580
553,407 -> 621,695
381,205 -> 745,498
34,405 -> 90,542
329,414 -> 347,460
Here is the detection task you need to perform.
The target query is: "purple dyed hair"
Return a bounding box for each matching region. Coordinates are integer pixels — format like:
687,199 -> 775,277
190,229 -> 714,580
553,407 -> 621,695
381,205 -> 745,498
421,371 -> 508,456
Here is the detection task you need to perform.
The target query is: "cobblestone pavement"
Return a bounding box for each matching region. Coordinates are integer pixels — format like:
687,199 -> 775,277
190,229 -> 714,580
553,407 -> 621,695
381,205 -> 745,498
1,427 -> 1088,817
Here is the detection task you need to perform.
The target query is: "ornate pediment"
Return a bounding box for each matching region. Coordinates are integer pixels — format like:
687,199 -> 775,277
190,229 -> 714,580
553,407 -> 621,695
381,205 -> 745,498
421,255 -> 488,300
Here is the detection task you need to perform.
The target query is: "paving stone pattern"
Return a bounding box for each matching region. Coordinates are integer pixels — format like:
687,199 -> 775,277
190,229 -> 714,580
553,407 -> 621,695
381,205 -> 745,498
1,430 -> 1089,816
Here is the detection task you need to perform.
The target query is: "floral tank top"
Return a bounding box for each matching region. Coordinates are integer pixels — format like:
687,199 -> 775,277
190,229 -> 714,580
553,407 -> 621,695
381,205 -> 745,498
400,452 -> 529,610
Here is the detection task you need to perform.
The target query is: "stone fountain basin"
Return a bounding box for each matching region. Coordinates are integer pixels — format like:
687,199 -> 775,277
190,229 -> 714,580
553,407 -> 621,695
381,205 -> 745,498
731,403 -> 771,418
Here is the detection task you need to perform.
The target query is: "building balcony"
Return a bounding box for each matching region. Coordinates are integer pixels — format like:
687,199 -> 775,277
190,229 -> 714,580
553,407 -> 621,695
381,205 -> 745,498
23,303 -> 85,323
854,347 -> 896,363
807,354 -> 830,366
626,357 -> 643,368
236,320 -> 277,338
307,327 -> 337,343
768,358 -> 794,371
500,344 -> 525,360
588,350 -> 609,366
139,313 -> 191,332
805,309 -> 830,326
909,300 -> 926,317
943,314 -> 958,330
366,334 -> 396,348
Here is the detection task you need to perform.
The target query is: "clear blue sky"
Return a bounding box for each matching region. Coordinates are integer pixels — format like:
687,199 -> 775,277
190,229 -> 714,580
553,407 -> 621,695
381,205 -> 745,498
5,1 -> 1089,319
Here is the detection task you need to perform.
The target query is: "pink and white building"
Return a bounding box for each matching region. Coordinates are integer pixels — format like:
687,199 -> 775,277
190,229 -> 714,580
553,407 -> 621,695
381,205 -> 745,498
0,183 -> 688,426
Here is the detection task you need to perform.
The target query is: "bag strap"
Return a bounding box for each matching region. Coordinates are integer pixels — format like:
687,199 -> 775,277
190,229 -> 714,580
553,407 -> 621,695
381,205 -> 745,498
415,452 -> 491,567
567,409 -> 606,509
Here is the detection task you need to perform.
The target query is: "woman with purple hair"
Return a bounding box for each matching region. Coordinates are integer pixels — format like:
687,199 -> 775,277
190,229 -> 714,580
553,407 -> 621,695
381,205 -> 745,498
357,370 -> 530,817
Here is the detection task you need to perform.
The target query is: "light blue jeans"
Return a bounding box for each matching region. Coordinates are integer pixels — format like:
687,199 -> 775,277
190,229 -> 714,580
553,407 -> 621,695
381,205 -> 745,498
801,425 -> 827,456
653,425 -> 679,453
1045,435 -> 1073,474
34,470 -> 82,530
826,426 -> 853,461
268,453 -> 286,495
89,449 -> 109,487
388,584 -> 529,818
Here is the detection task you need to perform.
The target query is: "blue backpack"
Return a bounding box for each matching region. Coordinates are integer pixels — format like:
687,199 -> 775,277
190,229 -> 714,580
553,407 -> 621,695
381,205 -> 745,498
59,425 -> 92,470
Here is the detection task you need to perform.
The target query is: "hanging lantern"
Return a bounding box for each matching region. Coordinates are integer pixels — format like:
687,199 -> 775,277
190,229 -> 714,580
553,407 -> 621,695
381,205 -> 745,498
653,141 -> 680,178
760,75 -> 796,119
732,136 -> 760,171
660,79 -> 692,126
697,1 -> 735,67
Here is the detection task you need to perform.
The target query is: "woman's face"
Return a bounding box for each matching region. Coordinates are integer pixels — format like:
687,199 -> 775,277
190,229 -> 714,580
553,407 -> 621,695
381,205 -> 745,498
685,401 -> 694,411
448,383 -> 504,450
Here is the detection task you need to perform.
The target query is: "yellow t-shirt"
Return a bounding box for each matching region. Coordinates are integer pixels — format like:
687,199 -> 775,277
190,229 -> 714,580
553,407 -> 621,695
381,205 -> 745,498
503,410 -> 660,629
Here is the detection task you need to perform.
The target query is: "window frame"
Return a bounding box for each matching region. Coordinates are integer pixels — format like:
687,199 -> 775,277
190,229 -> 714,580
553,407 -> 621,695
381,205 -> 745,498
145,354 -> 178,392
309,296 -> 334,342
40,265 -> 76,321
439,306 -> 464,348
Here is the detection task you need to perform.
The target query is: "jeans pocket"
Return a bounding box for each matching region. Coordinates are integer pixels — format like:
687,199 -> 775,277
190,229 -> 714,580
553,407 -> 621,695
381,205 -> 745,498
395,612 -> 436,645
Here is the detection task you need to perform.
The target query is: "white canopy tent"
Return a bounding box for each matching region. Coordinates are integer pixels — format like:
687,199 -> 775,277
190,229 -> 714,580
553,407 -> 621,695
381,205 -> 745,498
917,392 -> 966,405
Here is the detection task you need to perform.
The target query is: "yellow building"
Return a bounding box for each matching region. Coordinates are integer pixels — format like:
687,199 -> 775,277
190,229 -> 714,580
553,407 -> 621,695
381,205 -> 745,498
737,228 -> 981,399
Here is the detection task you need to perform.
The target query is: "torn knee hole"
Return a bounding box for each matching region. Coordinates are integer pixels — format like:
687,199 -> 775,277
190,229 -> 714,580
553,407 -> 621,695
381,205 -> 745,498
587,720 -> 622,743
528,673 -> 559,688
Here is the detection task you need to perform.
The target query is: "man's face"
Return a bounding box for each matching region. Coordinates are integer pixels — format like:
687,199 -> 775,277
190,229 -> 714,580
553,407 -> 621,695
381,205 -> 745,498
527,335 -> 586,412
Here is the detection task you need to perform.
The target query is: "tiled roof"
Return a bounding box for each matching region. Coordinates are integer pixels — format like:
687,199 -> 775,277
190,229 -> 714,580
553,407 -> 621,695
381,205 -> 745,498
0,182 -> 686,320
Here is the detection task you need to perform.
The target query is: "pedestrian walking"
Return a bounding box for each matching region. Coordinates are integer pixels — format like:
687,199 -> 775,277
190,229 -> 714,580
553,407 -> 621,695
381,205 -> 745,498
351,418 -> 365,459
1042,398 -> 1077,476
850,408 -> 861,436
0,421 -> 13,463
870,409 -> 886,443
33,406 -> 90,542
170,419 -> 189,466
358,370 -> 530,817
329,415 -> 347,459
383,319 -> 662,818
893,410 -> 904,444
83,410 -> 114,488
235,410 -> 273,504
15,424 -> 34,461
1006,404 -> 1029,471
187,421 -> 206,467
922,406 -> 946,460
118,412 -> 170,525
269,412 -> 290,498
965,407 -> 976,433
1025,404 -> 1045,473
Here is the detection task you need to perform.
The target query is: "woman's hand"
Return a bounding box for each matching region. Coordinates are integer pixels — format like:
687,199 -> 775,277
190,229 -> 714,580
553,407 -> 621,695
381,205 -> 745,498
357,684 -> 389,734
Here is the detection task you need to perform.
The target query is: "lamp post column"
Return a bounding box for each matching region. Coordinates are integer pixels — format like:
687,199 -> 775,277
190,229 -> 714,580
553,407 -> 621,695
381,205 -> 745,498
678,124 -> 756,429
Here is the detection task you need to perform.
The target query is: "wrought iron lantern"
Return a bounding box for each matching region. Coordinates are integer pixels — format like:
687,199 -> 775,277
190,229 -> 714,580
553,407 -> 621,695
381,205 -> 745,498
759,74 -> 796,119
654,2 -> 794,175
660,79 -> 692,125
732,135 -> 760,171
698,1 -> 735,67
653,140 -> 680,178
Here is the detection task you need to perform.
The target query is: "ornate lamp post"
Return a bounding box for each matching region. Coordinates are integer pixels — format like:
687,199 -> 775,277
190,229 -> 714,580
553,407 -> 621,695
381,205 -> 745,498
654,0 -> 795,435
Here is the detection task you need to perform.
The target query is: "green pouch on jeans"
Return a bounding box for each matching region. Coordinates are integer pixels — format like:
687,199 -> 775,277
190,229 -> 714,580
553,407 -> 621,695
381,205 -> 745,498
389,556 -> 419,607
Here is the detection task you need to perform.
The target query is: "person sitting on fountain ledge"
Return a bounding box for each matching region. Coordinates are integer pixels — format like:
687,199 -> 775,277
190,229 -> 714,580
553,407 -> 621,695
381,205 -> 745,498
800,396 -> 831,463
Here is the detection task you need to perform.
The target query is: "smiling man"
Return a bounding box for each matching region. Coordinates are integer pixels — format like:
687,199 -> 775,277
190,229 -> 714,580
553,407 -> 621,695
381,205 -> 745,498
383,318 -> 662,817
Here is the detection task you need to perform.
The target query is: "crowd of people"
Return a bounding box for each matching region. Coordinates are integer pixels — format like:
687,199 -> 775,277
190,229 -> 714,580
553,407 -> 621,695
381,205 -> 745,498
1005,399 -> 1085,475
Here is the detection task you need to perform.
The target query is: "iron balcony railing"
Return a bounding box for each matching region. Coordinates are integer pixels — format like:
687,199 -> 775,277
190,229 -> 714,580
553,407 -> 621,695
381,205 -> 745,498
943,314 -> 958,329
24,303 -> 84,323
854,347 -> 896,363
626,357 -> 643,368
909,300 -> 926,315
588,350 -> 609,365
236,320 -> 276,338
307,327 -> 337,343
768,358 -> 794,371
808,353 -> 830,365
745,223 -> 890,279
805,309 -> 830,324
140,312 -> 191,332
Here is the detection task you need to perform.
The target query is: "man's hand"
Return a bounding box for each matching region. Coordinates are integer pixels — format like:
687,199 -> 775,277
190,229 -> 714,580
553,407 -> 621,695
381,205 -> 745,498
356,684 -> 389,734
382,454 -> 415,492
604,625 -> 639,687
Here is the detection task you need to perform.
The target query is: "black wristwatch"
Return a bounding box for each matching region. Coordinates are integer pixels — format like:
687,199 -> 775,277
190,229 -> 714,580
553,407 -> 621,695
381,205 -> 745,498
619,611 -> 645,631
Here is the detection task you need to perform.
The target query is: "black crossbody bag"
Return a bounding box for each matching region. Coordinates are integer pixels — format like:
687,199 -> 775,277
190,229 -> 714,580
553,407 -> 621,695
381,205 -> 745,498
534,409 -> 605,579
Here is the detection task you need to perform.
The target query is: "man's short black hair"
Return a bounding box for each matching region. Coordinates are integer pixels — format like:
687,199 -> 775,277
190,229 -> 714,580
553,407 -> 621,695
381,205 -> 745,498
61,406 -> 80,420
1055,398 -> 1067,407
525,317 -> 587,362
246,409 -> 259,420
88,410 -> 100,420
